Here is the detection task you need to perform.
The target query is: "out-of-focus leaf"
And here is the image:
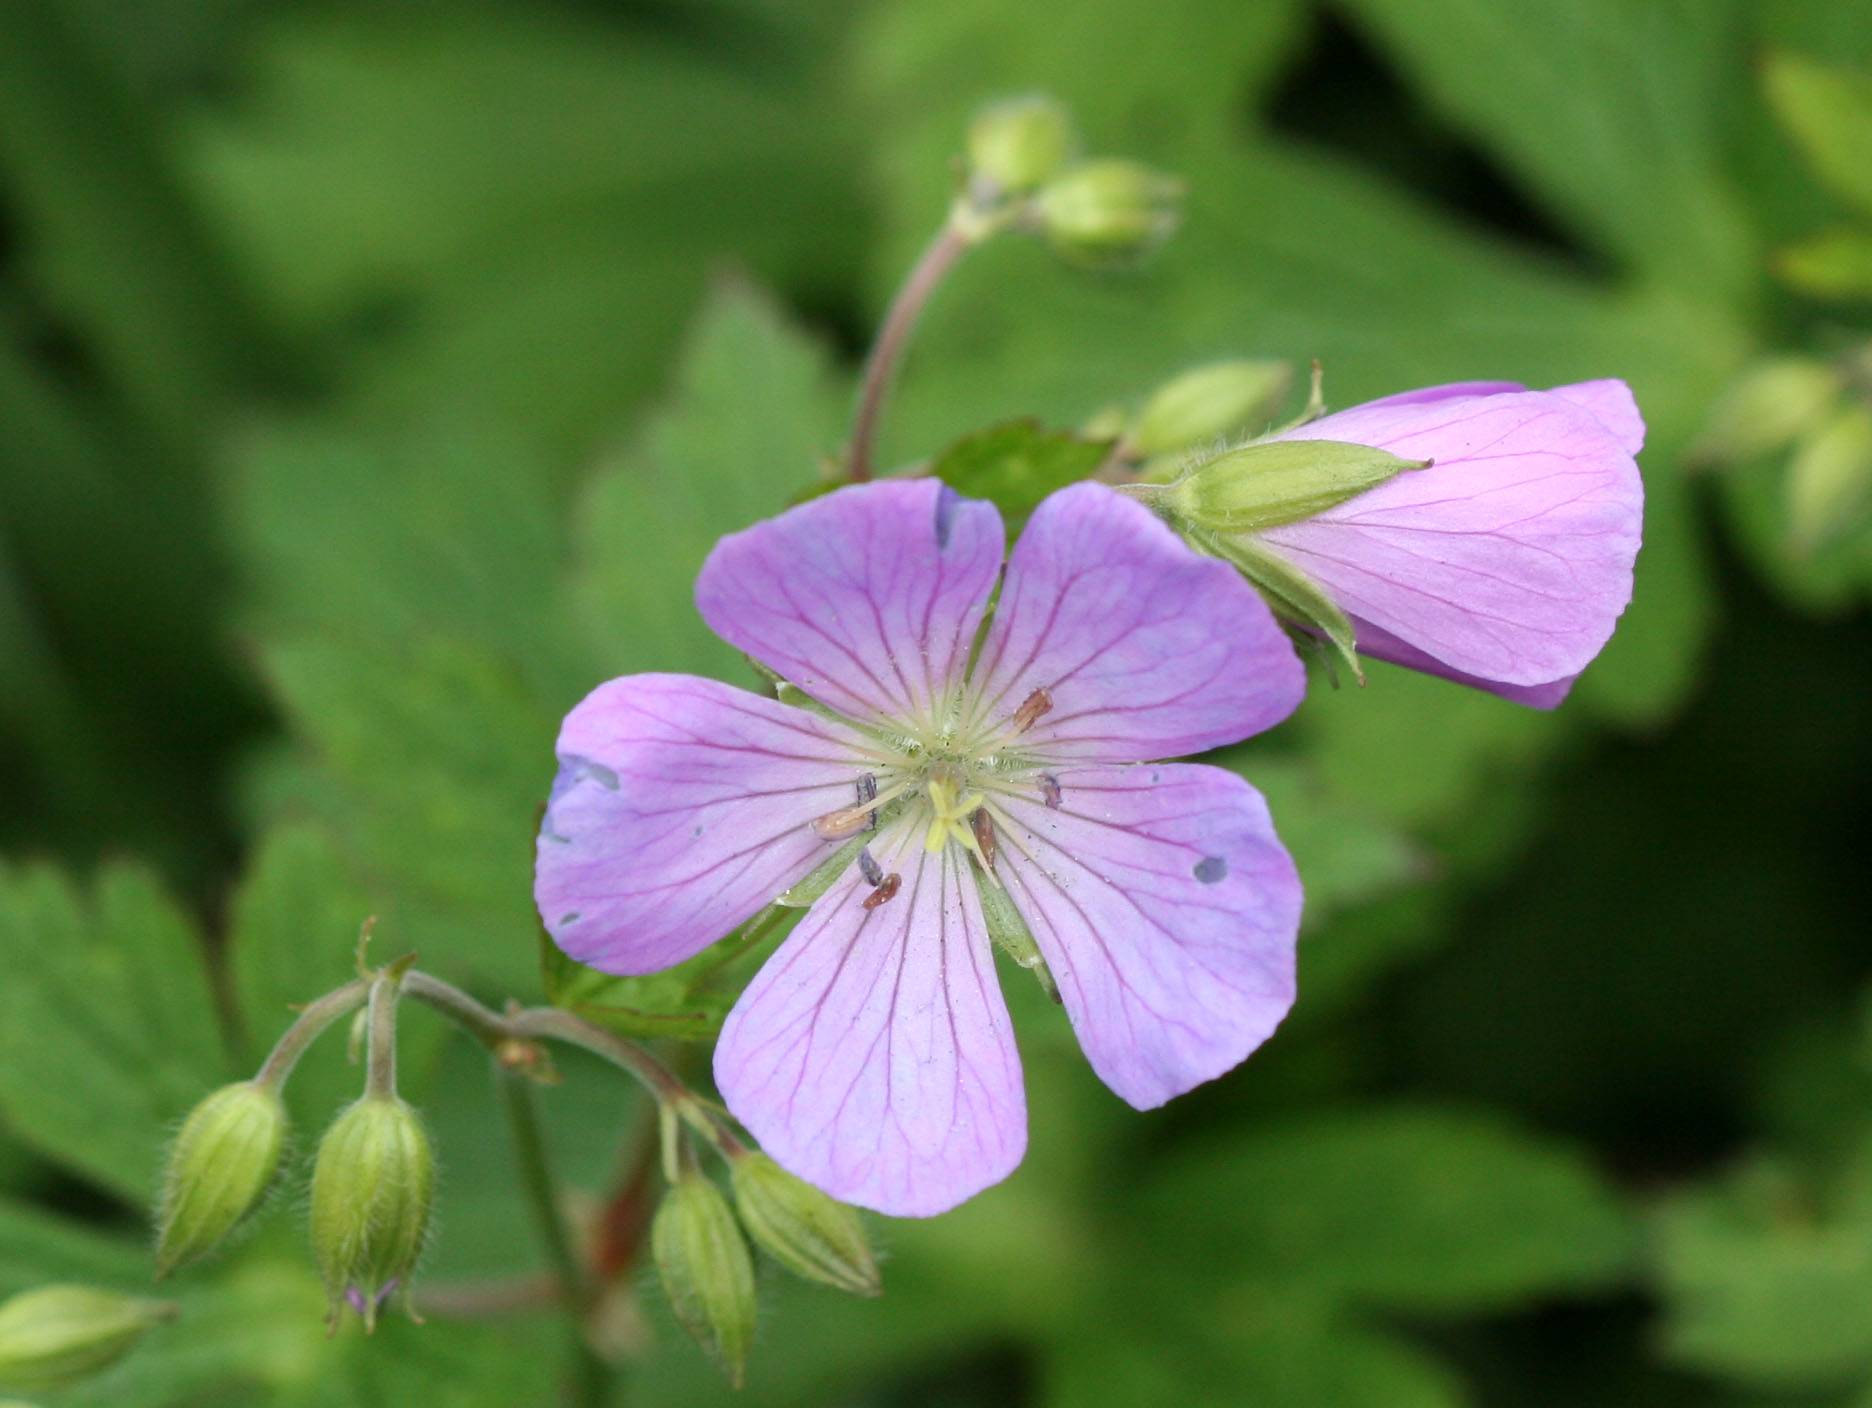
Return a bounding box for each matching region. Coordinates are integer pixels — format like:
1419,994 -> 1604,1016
1764,52 -> 1872,221
927,420 -> 1111,533
1777,227 -> 1872,299
1340,0 -> 1755,297
1143,1106 -> 1632,1315
0,862 -> 230,1202
541,933 -> 733,1043
256,635 -> 556,996
1046,1306 -> 1466,1408
572,281 -> 847,684
1654,1146 -> 1872,1388
0,1196 -> 146,1295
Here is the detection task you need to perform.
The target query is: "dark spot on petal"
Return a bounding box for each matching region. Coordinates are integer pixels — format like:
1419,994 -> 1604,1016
539,818 -> 572,845
934,484 -> 961,548
1039,773 -> 1062,808
552,754 -> 619,803
1194,856 -> 1228,884
1151,770 -> 1162,783
559,911 -> 581,925
692,825 -> 703,837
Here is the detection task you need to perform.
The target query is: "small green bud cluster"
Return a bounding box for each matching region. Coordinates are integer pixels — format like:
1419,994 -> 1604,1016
1129,360 -> 1295,458
0,1285 -> 175,1395
650,1110 -> 879,1386
308,1095 -> 436,1332
956,95 -> 1184,268
1691,345 -> 1872,554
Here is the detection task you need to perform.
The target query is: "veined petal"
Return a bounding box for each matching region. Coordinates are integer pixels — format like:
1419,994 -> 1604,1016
1260,387 -> 1643,688
993,763 -> 1299,1109
1344,379 -> 1642,456
965,483 -> 1303,761
714,818 -> 1026,1217
696,480 -> 1003,730
1352,618 -> 1579,709
535,674 -> 877,975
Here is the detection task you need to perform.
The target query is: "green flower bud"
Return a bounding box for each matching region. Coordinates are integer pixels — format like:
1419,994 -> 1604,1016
154,1081 -> 287,1277
1132,360 -> 1295,457
308,1096 -> 435,1331
1034,160 -> 1184,268
967,96 -> 1075,194
728,1153 -> 880,1296
1690,356 -> 1841,468
1787,399 -> 1872,553
1161,439 -> 1428,534
652,1174 -> 756,1387
0,1285 -> 175,1394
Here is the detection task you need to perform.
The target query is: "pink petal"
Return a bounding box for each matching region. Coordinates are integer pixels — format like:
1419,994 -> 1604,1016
1260,386 -> 1643,689
1352,619 -> 1579,708
535,673 -> 877,975
1551,378 -> 1646,455
965,483 -> 1303,761
714,819 -> 1026,1217
695,480 -> 1003,729
994,763 -> 1300,1109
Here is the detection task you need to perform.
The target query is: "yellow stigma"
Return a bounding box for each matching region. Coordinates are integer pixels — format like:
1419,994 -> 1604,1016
924,763 -> 988,865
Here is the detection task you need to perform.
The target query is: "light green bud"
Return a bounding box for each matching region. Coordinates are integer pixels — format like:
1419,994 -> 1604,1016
967,96 -> 1075,194
1132,360 -> 1295,456
728,1153 -> 879,1296
1787,399 -> 1872,553
652,1174 -> 756,1387
0,1285 -> 175,1394
308,1095 -> 435,1331
154,1081 -> 287,1277
1034,160 -> 1184,268
1690,356 -> 1841,468
1162,439 -> 1428,534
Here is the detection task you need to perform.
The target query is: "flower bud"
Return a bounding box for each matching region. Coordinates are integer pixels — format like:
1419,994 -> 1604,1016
0,1285 -> 176,1394
967,96 -> 1075,194
1162,439 -> 1428,534
308,1095 -> 435,1331
1131,360 -> 1295,456
1690,356 -> 1841,468
1787,399 -> 1872,553
154,1081 -> 287,1277
652,1174 -> 756,1387
1034,160 -> 1183,268
728,1152 -> 880,1296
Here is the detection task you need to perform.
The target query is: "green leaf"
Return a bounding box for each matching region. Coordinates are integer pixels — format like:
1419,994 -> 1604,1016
0,862 -> 230,1203
928,419 -> 1110,533
1142,1106 -> 1632,1315
1339,0 -> 1755,297
540,935 -> 733,1043
1653,1146 -> 1872,1387
572,280 -> 848,684
0,1197 -> 146,1297
1777,226 -> 1872,300
1765,52 -> 1872,220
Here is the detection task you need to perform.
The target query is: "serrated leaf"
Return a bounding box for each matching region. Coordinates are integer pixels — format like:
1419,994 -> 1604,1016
1142,1106 -> 1632,1315
0,862 -> 231,1203
572,281 -> 848,683
1765,52 -> 1872,221
928,419 -> 1110,533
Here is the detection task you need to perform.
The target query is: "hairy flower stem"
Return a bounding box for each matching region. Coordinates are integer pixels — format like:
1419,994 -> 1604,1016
362,974 -> 402,1099
253,978 -> 369,1090
847,220 -> 974,483
497,1070 -> 611,1408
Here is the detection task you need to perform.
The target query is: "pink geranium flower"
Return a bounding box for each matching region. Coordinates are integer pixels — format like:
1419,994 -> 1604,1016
1258,379 -> 1645,706
536,480 -> 1306,1215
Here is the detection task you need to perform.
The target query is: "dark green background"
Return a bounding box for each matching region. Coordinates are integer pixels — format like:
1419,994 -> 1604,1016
4,0 -> 1871,1403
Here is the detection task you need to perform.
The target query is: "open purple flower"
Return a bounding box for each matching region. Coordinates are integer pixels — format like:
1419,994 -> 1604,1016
536,480 -> 1305,1215
1257,379 -> 1645,706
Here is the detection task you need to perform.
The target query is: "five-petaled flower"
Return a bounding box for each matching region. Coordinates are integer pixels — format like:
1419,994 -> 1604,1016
536,481 -> 1306,1215
1255,379 -> 1645,706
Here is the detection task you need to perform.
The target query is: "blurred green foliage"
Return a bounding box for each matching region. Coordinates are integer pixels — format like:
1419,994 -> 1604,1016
2,0 -> 1871,1403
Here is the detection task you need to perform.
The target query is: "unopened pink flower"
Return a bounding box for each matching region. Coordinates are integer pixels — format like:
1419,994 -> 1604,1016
536,480 -> 1305,1215
1258,379 -> 1644,706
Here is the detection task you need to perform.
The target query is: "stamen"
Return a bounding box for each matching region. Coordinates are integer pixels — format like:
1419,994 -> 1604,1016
812,804 -> 874,840
971,808 -> 997,872
1011,686 -> 1053,733
857,847 -> 884,887
856,772 -> 878,832
1038,772 -> 1062,809
862,873 -> 901,910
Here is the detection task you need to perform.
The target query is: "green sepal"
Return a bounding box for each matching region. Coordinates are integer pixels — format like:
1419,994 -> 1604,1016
1189,528 -> 1364,684
972,867 -> 1059,1002
1162,439 -> 1428,533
